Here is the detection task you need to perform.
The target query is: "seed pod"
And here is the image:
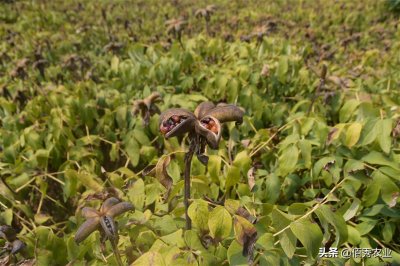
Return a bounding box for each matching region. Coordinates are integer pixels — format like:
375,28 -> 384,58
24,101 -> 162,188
194,101 -> 215,119
205,104 -> 244,124
159,108 -> 196,138
100,197 -> 120,213
107,202 -> 134,218
82,207 -> 100,219
100,216 -> 118,240
74,217 -> 100,244
195,116 -> 221,149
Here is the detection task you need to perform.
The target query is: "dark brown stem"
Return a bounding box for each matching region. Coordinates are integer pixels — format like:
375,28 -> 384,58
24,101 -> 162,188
110,239 -> 123,266
184,140 -> 196,230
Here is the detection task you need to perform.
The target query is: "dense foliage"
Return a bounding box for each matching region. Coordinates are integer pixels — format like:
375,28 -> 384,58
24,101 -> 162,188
1,0 -> 400,265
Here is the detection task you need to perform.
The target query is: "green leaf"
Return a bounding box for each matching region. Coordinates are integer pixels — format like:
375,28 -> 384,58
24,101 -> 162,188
355,220 -> 377,235
345,122 -> 362,147
290,219 -> 323,259
298,139 -> 312,169
264,173 -> 281,204
125,138 -> 140,167
128,179 -> 145,210
111,55 -> 119,72
208,155 -> 221,183
132,251 -> 166,266
315,205 -> 348,246
208,206 -> 232,240
184,230 -> 207,252
233,150 -> 251,175
227,240 -> 248,266
339,99 -> 360,123
377,119 -> 392,153
65,169 -> 102,192
160,229 -> 185,248
279,145 -> 299,176
277,56 -> 288,83
342,199 -> 360,221
359,118 -> 378,145
382,222 -> 395,242
225,165 -> 241,190
271,209 -> 296,258
188,199 -> 209,233
362,151 -> 399,170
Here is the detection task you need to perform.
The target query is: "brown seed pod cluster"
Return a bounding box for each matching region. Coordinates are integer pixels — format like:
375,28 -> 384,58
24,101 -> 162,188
159,101 -> 244,159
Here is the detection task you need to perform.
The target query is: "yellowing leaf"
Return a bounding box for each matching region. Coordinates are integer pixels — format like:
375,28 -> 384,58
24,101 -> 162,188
208,206 -> 232,240
132,251 -> 166,266
188,199 -> 209,233
345,122 -> 362,147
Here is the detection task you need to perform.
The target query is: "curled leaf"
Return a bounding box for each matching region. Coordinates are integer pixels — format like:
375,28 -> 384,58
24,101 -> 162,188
234,215 -> 257,258
156,156 -> 174,200
247,167 -> 256,191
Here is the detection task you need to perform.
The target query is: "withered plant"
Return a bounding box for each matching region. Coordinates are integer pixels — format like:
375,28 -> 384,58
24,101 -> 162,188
159,102 -> 244,229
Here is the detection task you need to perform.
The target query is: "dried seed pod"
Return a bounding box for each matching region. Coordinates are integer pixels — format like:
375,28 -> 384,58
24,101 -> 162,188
81,207 -> 100,219
206,104 -> 244,124
107,202 -> 134,218
100,197 -> 120,213
100,216 -> 118,240
194,101 -> 215,119
74,217 -> 100,244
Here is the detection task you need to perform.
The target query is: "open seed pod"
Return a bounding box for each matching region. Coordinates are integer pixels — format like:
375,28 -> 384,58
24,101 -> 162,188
195,115 -> 221,149
100,216 -> 118,241
159,108 -> 196,138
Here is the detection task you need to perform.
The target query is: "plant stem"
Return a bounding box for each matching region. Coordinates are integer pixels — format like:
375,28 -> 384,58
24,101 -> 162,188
184,141 -> 196,230
110,239 -> 123,266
